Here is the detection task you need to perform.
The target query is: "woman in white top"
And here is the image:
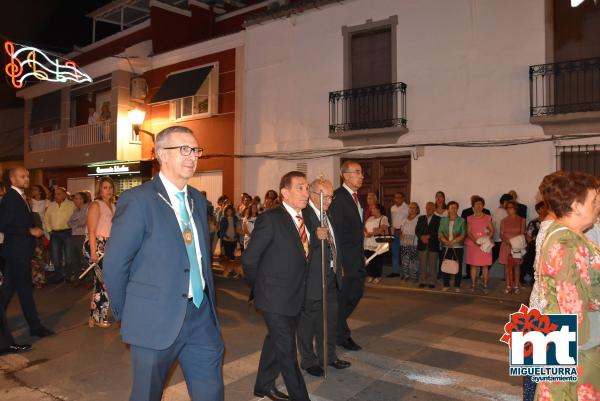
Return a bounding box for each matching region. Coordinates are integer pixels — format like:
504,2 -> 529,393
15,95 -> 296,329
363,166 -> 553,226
434,191 -> 448,217
30,185 -> 50,222
364,203 -> 389,283
400,202 -> 420,281
242,203 -> 259,249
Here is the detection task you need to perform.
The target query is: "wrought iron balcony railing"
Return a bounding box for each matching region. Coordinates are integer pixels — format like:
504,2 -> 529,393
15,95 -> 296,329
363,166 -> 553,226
329,82 -> 407,134
530,57 -> 600,117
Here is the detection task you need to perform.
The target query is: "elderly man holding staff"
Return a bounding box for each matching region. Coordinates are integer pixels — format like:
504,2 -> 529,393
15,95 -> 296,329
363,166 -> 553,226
297,177 -> 350,378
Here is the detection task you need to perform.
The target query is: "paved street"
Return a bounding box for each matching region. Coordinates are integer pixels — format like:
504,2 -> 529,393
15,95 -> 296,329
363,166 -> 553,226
2,274 -> 525,401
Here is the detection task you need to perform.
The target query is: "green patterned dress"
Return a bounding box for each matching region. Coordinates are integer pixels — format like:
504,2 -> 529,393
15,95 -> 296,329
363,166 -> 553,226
534,222 -> 600,401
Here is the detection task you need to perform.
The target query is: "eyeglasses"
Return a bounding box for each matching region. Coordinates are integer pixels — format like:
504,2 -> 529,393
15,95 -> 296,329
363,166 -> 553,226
343,170 -> 363,176
163,145 -> 204,157
310,191 -> 335,202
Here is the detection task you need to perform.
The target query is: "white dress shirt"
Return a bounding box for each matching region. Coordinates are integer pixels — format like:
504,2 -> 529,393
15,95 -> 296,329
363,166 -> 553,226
159,173 -> 205,297
282,201 -> 311,243
390,202 -> 409,229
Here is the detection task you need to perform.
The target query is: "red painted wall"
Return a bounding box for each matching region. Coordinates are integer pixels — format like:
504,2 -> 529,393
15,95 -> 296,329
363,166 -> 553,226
73,27 -> 151,67
142,49 -> 237,200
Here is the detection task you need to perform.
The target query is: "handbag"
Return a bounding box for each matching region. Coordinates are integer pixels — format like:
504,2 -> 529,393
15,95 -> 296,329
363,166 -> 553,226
440,248 -> 459,274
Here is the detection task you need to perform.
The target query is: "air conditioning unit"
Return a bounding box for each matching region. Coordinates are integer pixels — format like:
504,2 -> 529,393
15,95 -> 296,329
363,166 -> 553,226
131,78 -> 148,100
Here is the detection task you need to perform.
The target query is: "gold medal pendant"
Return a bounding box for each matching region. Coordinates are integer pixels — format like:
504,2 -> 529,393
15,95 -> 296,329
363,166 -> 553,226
183,228 -> 194,245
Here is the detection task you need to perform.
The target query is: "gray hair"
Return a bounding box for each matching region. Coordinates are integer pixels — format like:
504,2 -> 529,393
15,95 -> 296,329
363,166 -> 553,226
309,177 -> 333,193
155,126 -> 194,164
340,160 -> 358,175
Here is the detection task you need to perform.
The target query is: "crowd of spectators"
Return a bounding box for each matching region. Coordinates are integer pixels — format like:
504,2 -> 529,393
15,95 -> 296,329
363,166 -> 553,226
210,185 -> 549,296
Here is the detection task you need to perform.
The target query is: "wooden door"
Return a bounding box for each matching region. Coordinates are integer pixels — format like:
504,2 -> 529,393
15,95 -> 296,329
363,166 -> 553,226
342,156 -> 411,213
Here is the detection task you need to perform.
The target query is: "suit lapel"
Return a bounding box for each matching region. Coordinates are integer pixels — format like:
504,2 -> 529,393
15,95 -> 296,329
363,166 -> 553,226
152,178 -> 186,249
188,191 -> 211,279
340,188 -> 361,223
9,188 -> 30,214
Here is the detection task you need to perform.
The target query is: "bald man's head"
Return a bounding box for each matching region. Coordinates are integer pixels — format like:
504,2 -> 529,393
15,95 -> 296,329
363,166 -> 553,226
9,167 -> 29,190
309,178 -> 334,212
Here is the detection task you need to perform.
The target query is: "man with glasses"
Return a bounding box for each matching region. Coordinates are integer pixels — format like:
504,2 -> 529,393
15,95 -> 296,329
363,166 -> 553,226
328,160 -> 365,351
104,126 -> 223,401
297,177 -> 350,377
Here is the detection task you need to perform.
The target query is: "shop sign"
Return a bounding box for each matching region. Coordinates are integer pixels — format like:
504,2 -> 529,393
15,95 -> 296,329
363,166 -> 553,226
88,163 -> 140,176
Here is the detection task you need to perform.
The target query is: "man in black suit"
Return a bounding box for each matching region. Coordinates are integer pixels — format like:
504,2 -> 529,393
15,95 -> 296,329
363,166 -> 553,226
416,202 -> 441,289
0,181 -> 32,356
297,178 -> 350,378
0,167 -> 54,338
328,160 -> 364,351
243,171 -> 311,401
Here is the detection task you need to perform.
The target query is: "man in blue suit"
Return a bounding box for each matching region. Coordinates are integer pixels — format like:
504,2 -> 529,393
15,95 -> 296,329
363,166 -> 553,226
104,126 -> 224,401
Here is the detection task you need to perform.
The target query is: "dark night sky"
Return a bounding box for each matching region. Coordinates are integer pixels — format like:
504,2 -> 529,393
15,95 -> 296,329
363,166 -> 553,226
0,0 -> 115,108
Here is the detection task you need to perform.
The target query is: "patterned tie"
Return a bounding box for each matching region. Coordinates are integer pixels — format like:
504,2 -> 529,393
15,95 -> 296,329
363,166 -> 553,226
323,214 -> 338,274
296,214 -> 309,258
175,192 -> 203,308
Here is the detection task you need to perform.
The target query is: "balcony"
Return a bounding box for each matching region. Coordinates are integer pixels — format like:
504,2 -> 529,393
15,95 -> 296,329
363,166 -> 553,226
67,121 -> 112,147
30,130 -> 63,152
26,121 -> 119,169
29,122 -> 112,152
529,57 -> 600,135
329,82 -> 408,145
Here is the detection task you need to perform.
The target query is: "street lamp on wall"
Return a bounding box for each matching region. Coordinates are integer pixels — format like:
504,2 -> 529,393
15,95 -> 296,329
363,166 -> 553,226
127,108 -> 155,143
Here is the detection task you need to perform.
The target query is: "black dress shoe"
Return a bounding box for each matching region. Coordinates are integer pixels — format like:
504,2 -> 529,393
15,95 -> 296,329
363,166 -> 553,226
340,337 -> 362,351
328,359 -> 351,369
305,365 -> 324,377
254,387 -> 289,400
0,343 -> 32,356
30,326 -> 55,337
428,285 -> 435,289
386,273 -> 400,278
418,283 -> 426,288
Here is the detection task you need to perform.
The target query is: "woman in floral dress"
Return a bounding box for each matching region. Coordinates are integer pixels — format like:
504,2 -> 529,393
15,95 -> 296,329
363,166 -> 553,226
85,177 -> 115,328
535,171 -> 600,401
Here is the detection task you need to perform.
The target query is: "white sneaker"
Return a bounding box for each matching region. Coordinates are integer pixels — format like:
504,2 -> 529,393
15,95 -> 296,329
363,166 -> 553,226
366,277 -> 373,283
373,278 -> 381,284
454,287 -> 461,293
441,287 -> 450,292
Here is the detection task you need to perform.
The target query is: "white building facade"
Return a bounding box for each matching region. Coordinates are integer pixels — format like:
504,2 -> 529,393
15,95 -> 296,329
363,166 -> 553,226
241,0 -> 600,215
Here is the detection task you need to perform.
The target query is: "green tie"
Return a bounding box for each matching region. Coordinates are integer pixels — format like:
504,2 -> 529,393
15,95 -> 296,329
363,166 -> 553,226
175,192 -> 203,307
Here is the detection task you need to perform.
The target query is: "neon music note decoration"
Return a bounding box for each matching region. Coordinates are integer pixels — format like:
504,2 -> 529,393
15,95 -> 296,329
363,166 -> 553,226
3,40 -> 92,88
4,41 -> 24,88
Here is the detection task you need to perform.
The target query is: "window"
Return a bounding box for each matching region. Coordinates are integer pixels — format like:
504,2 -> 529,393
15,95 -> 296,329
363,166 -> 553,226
146,64 -> 217,121
342,16 -> 397,90
173,75 -> 211,120
557,145 -> 600,176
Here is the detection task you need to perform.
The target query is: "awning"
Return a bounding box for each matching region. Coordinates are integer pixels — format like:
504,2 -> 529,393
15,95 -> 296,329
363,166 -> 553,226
149,65 -> 213,104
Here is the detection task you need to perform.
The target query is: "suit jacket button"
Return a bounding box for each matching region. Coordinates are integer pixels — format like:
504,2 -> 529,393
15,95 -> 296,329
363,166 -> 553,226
181,293 -> 187,298
184,269 -> 190,273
